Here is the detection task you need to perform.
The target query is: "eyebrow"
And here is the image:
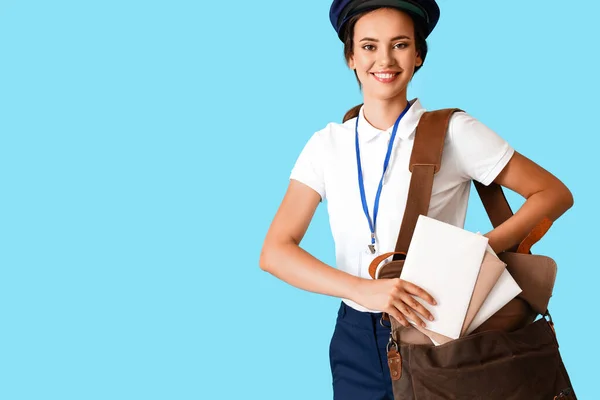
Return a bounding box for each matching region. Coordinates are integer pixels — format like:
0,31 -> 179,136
359,35 -> 412,42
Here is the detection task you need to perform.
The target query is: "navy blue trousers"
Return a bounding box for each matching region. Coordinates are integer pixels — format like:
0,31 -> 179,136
329,302 -> 394,400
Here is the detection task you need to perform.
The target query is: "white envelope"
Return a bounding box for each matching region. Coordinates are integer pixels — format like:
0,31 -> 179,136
401,215 -> 489,340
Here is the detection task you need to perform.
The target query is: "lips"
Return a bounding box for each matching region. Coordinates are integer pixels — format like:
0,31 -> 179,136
371,71 -> 400,83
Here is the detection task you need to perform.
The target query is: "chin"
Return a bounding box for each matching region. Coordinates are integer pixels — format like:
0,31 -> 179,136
366,88 -> 407,101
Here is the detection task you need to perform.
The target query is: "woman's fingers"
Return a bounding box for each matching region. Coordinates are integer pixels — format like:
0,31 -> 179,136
386,279 -> 435,328
401,280 -> 437,306
400,292 -> 434,322
396,302 -> 426,328
389,308 -> 410,327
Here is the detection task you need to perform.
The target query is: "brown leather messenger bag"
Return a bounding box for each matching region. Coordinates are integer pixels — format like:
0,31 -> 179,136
368,109 -> 577,399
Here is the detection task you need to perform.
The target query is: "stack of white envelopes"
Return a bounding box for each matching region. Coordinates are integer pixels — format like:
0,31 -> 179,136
400,215 -> 522,345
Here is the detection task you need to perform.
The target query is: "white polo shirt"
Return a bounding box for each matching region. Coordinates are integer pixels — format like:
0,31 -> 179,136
290,98 -> 514,312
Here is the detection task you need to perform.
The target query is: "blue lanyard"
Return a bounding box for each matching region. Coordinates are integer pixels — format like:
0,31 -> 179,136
355,102 -> 412,254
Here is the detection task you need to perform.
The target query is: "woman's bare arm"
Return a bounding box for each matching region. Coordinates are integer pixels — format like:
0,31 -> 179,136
484,151 -> 574,252
259,180 -> 362,299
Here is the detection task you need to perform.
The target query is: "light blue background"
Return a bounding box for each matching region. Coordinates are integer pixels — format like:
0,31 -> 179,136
0,0 -> 596,398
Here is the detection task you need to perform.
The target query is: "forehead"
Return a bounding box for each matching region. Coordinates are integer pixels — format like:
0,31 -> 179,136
353,8 -> 415,38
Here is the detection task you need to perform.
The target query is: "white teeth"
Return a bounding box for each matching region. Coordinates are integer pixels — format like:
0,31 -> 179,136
374,73 -> 396,79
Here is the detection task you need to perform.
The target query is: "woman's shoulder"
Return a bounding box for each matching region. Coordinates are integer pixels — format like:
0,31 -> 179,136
323,117 -> 356,133
305,117 -> 356,144
444,108 -> 475,128
445,110 -> 503,142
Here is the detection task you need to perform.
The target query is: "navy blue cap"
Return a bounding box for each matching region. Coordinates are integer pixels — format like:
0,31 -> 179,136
329,0 -> 440,40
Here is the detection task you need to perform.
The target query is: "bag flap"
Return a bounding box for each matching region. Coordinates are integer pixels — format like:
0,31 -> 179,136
499,252 -> 557,315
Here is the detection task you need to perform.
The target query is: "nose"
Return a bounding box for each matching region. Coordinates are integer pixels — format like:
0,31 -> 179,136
377,47 -> 395,67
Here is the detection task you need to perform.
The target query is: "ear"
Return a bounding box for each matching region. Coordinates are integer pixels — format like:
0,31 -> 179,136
347,55 -> 356,70
415,53 -> 423,67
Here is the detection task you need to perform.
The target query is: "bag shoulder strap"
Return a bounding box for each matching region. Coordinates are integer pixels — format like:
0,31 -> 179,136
392,108 -> 462,256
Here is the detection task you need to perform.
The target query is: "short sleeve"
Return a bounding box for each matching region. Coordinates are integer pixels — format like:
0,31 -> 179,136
289,131 -> 326,200
448,112 -> 515,186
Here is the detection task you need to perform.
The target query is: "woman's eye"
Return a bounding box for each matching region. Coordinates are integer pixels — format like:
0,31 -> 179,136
394,42 -> 408,49
362,44 -> 375,51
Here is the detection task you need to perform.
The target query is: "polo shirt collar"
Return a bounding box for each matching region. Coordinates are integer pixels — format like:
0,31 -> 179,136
357,98 -> 426,142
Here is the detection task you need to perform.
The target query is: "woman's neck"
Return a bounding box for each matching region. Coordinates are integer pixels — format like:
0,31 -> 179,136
362,95 -> 410,131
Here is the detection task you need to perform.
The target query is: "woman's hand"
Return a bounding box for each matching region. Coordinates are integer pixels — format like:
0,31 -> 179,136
354,278 -> 436,328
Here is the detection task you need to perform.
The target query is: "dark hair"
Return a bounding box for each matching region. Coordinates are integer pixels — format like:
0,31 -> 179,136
341,8 -> 429,123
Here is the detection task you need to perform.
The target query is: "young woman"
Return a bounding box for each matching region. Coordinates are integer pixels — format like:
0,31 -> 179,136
259,1 -> 574,398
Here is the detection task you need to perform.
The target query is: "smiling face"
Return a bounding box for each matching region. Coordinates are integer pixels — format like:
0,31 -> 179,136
347,8 -> 423,102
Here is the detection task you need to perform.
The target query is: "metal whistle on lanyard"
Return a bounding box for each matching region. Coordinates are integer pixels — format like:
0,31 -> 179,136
355,101 -> 412,255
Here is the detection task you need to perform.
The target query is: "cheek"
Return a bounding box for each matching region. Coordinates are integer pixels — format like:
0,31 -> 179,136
354,55 -> 373,73
406,51 -> 420,67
